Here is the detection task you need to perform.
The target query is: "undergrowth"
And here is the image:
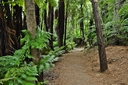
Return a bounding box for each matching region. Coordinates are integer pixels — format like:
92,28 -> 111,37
0,28 -> 64,85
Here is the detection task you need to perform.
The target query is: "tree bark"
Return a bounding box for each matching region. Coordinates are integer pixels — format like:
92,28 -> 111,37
0,7 -> 6,56
48,4 -> 54,50
25,0 -> 37,38
64,1 -> 69,48
25,0 -> 43,82
91,0 -> 108,72
3,0 -> 14,29
13,5 -> 22,48
44,5 -> 48,31
35,4 -> 40,26
80,3 -> 85,40
58,0 -> 65,47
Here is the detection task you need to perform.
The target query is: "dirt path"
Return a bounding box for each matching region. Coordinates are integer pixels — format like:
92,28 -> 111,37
45,46 -> 128,85
46,48 -> 98,85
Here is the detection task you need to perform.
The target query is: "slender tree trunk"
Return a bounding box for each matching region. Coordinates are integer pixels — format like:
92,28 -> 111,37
44,9 -> 48,31
0,2 -> 3,56
48,4 -> 54,50
64,1 -> 69,48
25,0 -> 37,38
22,15 -> 27,30
54,9 -> 59,36
25,0 -> 41,64
88,18 -> 94,47
3,0 -> 14,29
71,16 -> 75,40
44,7 -> 48,31
91,0 -> 108,72
13,5 -> 22,48
0,7 -> 6,56
58,0 -> 65,47
113,0 -> 119,31
25,0 -> 42,81
35,4 -> 40,26
80,3 -> 85,40
113,0 -> 122,45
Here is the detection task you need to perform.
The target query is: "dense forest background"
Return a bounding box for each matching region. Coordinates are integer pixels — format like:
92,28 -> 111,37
0,0 -> 128,85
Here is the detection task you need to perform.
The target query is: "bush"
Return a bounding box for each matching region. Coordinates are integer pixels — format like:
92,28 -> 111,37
0,28 -> 64,85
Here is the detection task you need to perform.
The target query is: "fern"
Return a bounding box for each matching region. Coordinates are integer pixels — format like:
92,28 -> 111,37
0,28 -> 64,85
37,46 -> 64,74
3,64 -> 38,85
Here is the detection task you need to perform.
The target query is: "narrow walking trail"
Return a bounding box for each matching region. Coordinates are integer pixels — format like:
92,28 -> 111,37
45,46 -> 128,85
46,48 -> 98,85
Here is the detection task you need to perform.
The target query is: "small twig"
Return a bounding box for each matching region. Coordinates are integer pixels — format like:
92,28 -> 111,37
119,60 -> 126,66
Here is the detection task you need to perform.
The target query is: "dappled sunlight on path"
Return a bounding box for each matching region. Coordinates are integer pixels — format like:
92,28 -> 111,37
71,47 -> 84,52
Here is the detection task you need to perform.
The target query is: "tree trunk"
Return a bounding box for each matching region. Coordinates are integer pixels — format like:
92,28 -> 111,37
48,4 -> 54,50
3,0 -> 14,29
58,0 -> 65,47
91,0 -> 108,72
80,3 -> 85,40
35,4 -> 40,26
13,5 -> 22,48
25,0 -> 42,81
88,18 -> 94,47
25,0 -> 36,37
0,7 -> 6,56
113,0 -> 120,31
44,5 -> 48,31
64,1 -> 69,48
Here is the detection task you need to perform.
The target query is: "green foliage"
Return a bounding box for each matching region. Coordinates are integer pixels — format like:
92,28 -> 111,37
34,0 -> 46,9
0,55 -> 22,78
66,40 -> 76,51
37,46 -> 64,74
47,0 -> 57,7
65,0 -> 93,48
34,0 -> 57,27
0,58 -> 38,85
35,0 -> 57,8
3,65 -> 38,85
21,28 -> 50,50
49,47 -> 65,57
98,0 -> 128,45
2,0 -> 25,11
86,27 -> 97,47
0,28 -> 64,85
118,1 -> 128,19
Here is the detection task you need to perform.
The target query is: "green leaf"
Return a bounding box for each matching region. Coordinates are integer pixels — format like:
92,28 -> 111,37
0,77 -> 14,84
16,78 -> 23,84
44,63 -> 50,71
48,0 -> 57,7
21,74 -> 27,79
25,71 -> 38,76
22,81 -> 35,85
25,76 -> 37,81
39,80 -> 49,85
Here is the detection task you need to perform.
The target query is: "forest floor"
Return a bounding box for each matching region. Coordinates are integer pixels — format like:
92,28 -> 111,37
44,46 -> 128,85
